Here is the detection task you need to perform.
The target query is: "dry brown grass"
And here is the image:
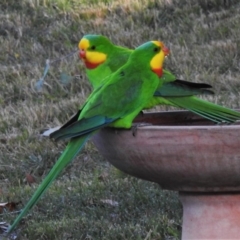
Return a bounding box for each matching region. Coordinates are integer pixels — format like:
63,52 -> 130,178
0,0 -> 240,239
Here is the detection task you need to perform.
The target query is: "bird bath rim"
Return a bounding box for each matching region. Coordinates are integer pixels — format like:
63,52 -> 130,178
92,110 -> 240,192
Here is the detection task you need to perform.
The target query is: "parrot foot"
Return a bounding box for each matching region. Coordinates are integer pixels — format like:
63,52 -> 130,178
131,122 -> 152,137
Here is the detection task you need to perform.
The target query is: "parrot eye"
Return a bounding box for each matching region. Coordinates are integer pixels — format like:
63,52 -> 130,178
153,47 -> 160,52
91,45 -> 96,50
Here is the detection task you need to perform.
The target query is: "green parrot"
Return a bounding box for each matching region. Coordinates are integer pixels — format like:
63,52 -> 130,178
79,34 -> 240,123
8,40 -> 166,233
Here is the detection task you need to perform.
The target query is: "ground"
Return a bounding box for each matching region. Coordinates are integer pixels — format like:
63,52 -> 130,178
0,0 -> 240,239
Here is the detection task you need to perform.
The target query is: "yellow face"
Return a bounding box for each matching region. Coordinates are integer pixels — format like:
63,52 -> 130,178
150,41 -> 169,77
78,38 -> 107,68
150,41 -> 169,70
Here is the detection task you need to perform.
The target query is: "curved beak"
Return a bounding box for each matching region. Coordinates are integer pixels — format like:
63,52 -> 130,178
162,46 -> 170,56
79,49 -> 86,59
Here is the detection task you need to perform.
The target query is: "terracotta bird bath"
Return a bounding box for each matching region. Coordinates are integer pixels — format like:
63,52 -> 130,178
92,110 -> 240,239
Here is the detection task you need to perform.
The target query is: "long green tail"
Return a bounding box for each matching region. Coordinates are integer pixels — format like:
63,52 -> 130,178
8,135 -> 90,233
167,96 -> 240,123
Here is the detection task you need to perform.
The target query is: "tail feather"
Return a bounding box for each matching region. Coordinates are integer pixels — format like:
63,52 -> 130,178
167,96 -> 240,123
8,135 -> 90,233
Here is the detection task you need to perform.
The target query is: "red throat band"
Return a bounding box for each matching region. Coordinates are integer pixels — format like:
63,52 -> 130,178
152,68 -> 163,77
84,60 -> 102,69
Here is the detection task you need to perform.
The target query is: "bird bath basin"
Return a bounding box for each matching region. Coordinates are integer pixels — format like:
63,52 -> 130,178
92,110 -> 240,239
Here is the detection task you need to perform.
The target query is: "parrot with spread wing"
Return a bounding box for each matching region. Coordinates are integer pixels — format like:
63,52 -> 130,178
78,34 -> 240,123
8,40 -> 167,233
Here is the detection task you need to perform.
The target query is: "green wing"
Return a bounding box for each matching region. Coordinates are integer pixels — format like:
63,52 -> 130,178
155,80 -> 214,97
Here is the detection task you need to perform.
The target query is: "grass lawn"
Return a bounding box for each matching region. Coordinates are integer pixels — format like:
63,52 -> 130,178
0,0 -> 240,239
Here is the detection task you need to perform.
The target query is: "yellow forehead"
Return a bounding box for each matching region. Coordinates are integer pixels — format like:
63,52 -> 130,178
79,38 -> 90,50
151,41 -> 164,49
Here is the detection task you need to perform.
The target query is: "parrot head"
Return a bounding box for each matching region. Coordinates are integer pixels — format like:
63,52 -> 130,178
150,41 -> 169,77
132,41 -> 169,77
78,35 -> 113,69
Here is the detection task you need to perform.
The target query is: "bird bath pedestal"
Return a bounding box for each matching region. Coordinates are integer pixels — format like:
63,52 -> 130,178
92,110 -> 240,239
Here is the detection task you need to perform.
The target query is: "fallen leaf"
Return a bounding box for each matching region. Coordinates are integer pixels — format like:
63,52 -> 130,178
100,199 -> 119,207
0,202 -> 21,213
26,173 -> 35,184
